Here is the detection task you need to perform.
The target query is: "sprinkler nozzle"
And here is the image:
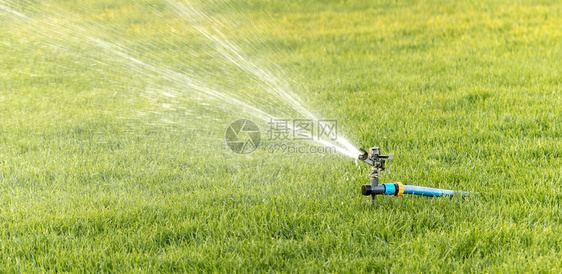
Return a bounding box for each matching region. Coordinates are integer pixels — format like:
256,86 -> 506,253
358,148 -> 369,162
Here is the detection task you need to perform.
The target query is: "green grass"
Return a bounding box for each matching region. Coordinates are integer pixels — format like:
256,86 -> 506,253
1,0 -> 562,272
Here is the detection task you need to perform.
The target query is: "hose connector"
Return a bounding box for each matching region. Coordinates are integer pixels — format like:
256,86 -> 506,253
362,182 -> 404,197
395,182 -> 404,196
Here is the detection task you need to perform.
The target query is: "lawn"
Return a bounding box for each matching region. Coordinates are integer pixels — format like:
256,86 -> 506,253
0,0 -> 561,272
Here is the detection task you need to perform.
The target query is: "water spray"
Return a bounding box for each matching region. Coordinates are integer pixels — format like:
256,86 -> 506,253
357,147 -> 470,199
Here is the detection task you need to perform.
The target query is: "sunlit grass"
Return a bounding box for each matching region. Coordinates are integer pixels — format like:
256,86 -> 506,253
0,0 -> 561,272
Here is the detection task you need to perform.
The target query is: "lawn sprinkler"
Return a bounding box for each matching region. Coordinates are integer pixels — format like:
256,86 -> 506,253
357,147 -> 469,199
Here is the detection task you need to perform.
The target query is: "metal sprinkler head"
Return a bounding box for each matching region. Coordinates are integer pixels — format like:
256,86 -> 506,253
357,147 -> 393,167
357,147 -> 395,199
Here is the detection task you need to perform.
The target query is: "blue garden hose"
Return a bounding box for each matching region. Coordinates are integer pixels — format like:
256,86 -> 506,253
403,185 -> 470,197
362,183 -> 470,197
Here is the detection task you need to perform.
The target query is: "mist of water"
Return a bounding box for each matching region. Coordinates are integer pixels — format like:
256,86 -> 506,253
0,0 -> 361,158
